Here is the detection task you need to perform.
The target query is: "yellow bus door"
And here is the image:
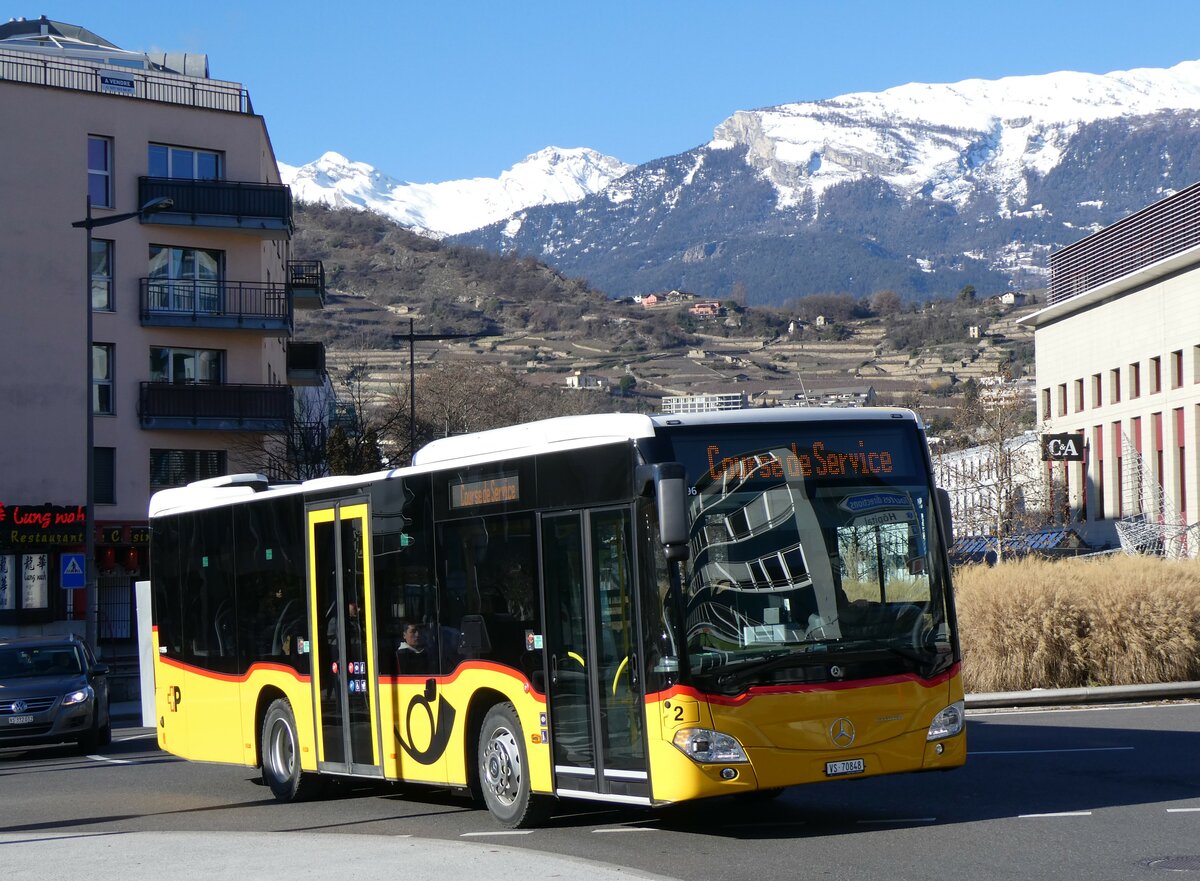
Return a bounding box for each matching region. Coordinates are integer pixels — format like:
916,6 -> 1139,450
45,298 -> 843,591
307,500 -> 382,777
540,507 -> 650,803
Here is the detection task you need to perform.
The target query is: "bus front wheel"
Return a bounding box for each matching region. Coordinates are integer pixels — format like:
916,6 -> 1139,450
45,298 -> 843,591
261,698 -> 321,802
477,702 -> 550,828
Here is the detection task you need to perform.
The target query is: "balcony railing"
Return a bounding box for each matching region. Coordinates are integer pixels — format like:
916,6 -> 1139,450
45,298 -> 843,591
140,279 -> 292,333
287,341 -> 326,386
287,260 -> 326,309
139,382 -> 292,431
0,46 -> 252,113
139,177 -> 292,236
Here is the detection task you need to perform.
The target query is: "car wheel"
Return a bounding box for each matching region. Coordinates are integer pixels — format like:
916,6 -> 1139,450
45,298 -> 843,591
261,698 -> 322,801
477,702 -> 550,828
77,703 -> 111,753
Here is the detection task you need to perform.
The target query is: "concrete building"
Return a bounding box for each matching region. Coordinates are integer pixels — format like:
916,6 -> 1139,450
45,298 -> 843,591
0,18 -> 326,641
661,392 -> 746,414
1024,180 -> 1200,551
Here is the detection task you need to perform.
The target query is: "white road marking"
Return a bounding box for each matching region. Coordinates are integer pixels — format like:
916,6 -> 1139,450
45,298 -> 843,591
1019,811 -> 1092,818
460,831 -> 534,837
593,827 -> 659,833
970,747 -> 1134,756
1167,808 -> 1200,813
86,754 -> 134,764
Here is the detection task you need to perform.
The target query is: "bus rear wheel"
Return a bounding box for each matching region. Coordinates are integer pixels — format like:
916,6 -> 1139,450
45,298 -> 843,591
477,702 -> 550,828
261,698 -> 321,802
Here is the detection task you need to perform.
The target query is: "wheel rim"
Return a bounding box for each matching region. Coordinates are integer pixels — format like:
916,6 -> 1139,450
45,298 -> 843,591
482,724 -> 521,807
268,718 -> 295,781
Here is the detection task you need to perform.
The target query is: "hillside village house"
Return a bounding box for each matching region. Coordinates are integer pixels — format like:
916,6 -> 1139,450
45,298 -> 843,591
0,17 -> 327,644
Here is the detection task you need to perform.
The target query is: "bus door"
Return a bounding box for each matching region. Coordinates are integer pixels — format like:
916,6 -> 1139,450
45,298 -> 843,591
540,507 -> 650,803
306,500 -> 382,777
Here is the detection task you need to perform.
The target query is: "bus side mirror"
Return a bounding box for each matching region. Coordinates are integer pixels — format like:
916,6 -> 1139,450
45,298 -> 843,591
638,463 -> 691,562
935,487 -> 954,546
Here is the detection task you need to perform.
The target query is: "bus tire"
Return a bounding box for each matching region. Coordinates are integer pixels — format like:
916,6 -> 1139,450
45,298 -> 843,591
261,698 -> 321,802
477,702 -> 550,828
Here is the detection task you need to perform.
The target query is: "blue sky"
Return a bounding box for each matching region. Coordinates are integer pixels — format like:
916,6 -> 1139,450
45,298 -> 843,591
29,0 -> 1200,182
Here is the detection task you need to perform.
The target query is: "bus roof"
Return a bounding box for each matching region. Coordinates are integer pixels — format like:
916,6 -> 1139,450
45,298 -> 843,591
148,408 -> 922,519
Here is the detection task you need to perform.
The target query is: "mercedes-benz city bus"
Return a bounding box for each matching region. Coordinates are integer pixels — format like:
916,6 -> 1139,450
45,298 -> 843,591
147,408 -> 964,826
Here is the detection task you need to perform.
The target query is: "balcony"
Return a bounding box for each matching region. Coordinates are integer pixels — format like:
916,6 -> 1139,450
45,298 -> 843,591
139,382 -> 292,431
288,260 -> 326,309
138,176 -> 292,237
140,279 -> 292,333
287,341 -> 326,386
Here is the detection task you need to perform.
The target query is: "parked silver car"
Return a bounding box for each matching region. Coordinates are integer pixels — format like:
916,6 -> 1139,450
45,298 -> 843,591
0,634 -> 111,752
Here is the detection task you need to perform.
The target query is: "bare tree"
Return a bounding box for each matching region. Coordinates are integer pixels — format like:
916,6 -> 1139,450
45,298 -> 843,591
934,378 -> 1052,560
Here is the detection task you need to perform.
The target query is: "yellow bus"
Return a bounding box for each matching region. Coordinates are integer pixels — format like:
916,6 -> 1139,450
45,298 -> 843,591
148,409 -> 965,826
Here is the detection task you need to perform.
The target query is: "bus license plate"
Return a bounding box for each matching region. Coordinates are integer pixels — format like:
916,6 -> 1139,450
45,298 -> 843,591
7,715 -> 34,725
825,758 -> 864,777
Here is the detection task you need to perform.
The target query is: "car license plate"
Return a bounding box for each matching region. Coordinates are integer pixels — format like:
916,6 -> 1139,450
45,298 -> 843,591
825,758 -> 865,777
7,714 -> 34,725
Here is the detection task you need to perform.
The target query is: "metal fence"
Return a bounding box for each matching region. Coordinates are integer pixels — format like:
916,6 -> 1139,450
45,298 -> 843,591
0,47 -> 251,113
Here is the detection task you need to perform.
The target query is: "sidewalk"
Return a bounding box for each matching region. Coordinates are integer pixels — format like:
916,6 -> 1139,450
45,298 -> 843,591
4,831 -> 680,881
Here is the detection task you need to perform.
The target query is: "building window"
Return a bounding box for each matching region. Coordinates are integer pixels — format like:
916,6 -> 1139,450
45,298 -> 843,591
95,447 -> 116,505
1091,373 -> 1102,408
148,143 -> 222,180
1110,368 -> 1121,403
1180,408 -> 1189,519
88,136 -> 112,208
1093,425 -> 1105,519
149,346 -> 223,384
1074,379 -> 1084,413
93,343 -> 114,415
150,449 -> 226,490
91,238 -> 114,311
1150,356 -> 1161,394
1172,350 -> 1184,389
1193,346 -> 1200,385
1057,384 -> 1067,417
1129,362 -> 1141,399
1041,388 -> 1051,421
1113,420 -> 1123,518
147,245 -> 224,312
0,554 -> 50,610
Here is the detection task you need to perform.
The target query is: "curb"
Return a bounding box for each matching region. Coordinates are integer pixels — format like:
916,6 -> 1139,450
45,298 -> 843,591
965,680 -> 1200,709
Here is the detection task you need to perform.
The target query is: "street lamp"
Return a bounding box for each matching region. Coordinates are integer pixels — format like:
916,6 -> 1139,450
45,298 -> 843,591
72,195 -> 173,650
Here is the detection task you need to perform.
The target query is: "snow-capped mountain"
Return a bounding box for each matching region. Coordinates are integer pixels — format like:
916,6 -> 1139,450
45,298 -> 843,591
708,60 -> 1200,214
279,147 -> 632,238
451,61 -> 1200,303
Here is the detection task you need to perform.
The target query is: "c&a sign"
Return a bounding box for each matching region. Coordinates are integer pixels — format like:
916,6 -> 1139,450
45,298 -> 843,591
1041,433 -> 1085,461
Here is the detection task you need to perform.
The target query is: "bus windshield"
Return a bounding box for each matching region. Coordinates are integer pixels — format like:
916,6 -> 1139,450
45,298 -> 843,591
657,420 -> 953,689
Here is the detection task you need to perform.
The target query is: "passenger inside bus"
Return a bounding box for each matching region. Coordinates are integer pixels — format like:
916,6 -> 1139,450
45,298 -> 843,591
396,621 -> 431,674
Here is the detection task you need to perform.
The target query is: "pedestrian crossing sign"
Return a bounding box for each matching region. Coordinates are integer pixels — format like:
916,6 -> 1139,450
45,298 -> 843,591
61,553 -> 86,589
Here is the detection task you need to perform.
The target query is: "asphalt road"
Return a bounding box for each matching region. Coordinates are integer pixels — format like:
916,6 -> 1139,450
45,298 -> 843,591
3,701 -> 1199,881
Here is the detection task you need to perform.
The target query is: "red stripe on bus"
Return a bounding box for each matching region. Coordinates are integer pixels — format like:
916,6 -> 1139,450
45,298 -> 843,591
646,662 -> 961,706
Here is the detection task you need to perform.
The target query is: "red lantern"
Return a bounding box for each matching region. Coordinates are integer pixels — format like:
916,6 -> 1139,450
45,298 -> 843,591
98,546 -> 117,573
123,547 -> 140,574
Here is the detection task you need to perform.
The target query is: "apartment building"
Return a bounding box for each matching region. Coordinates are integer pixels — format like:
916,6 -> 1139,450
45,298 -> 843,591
0,18 -> 326,640
1024,180 -> 1200,552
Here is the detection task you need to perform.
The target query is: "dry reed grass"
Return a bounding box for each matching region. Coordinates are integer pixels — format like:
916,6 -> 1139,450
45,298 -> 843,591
953,556 -> 1200,692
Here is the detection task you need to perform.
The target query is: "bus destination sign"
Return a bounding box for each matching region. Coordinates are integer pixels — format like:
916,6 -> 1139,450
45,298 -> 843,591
705,439 -> 900,483
450,474 -> 520,510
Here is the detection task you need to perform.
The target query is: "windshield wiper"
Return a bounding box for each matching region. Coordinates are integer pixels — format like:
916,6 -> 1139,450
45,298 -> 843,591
709,638 -> 950,688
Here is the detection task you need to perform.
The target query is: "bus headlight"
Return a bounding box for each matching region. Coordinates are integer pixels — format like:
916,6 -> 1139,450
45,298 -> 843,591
62,686 -> 93,707
926,700 -> 964,741
672,728 -> 748,763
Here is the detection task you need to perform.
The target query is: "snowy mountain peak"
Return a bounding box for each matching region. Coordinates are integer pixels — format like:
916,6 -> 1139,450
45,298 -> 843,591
710,60 -> 1200,212
279,146 -> 632,237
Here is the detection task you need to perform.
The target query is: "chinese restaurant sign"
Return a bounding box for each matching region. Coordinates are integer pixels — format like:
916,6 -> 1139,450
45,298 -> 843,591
0,503 -> 87,546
